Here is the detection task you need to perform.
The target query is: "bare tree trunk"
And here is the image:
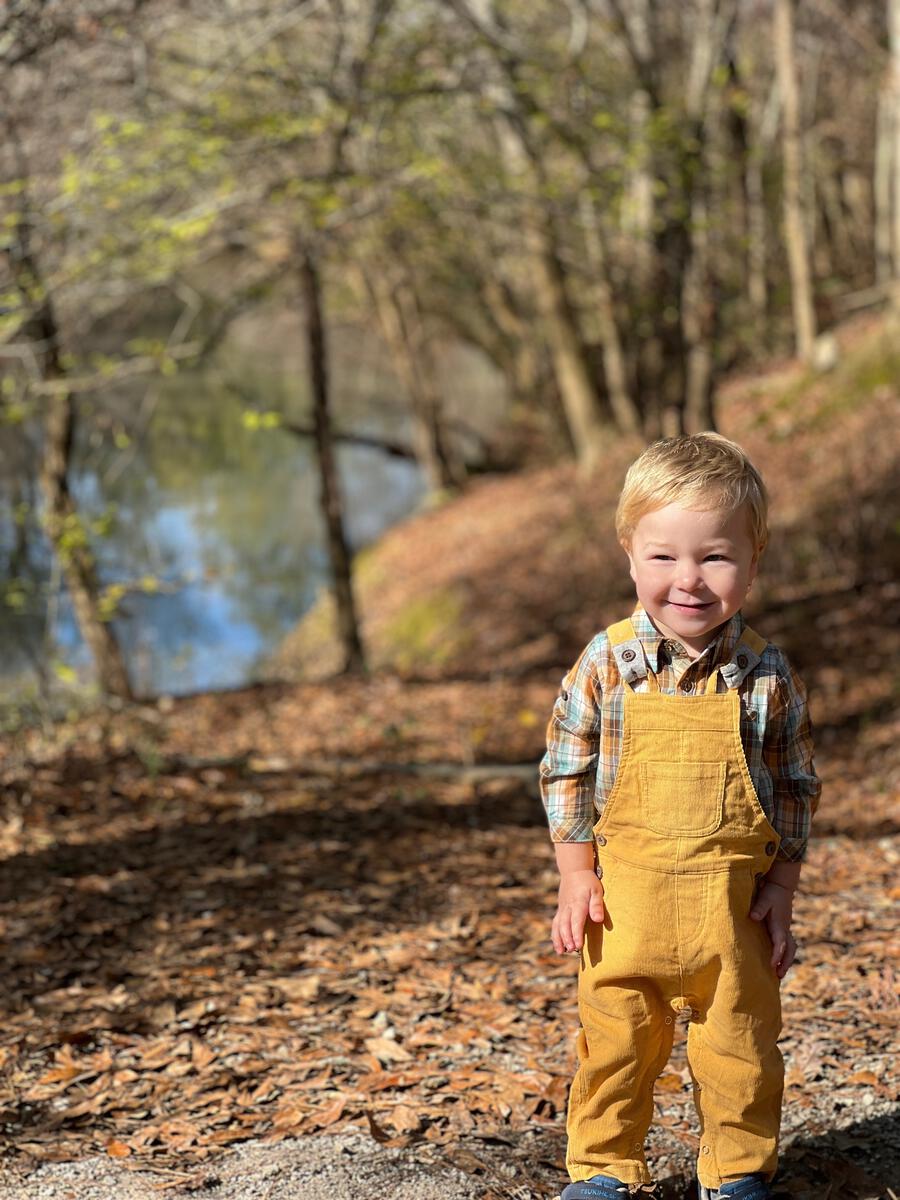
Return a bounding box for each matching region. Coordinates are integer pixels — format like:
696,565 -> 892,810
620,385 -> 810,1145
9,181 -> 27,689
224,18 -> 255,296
11,229 -> 134,700
450,0 -> 607,465
818,169 -> 854,279
680,0 -> 735,434
875,84 -> 894,285
890,0 -> 900,312
682,189 -> 716,433
745,144 -> 769,327
528,215 -> 608,465
511,158 -> 608,463
39,388 -> 134,700
479,276 -> 545,410
367,269 -> 464,493
634,208 -> 690,438
616,9 -> 662,435
626,88 -> 656,295
613,0 -> 736,437
774,0 -> 817,359
578,190 -> 641,434
299,247 -> 366,676
842,170 -> 873,261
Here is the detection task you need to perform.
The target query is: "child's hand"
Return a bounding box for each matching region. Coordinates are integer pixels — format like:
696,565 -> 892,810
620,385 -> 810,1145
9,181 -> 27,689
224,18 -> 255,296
750,880 -> 797,978
552,870 -> 605,956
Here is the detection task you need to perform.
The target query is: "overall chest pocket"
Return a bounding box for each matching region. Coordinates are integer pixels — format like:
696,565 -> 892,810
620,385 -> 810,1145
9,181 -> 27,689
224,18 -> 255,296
639,760 -> 726,837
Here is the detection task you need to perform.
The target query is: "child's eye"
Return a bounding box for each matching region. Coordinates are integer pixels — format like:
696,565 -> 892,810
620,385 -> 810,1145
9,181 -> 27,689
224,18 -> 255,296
705,555 -> 728,562
651,554 -> 673,561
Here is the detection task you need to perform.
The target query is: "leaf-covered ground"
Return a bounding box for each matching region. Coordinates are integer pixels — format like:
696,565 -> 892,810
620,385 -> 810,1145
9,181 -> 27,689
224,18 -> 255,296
0,661 -> 896,1198
0,315 -> 898,1197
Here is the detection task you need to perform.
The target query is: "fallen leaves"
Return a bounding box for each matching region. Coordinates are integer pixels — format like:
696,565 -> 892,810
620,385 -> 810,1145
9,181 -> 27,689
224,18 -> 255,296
0,668 -> 895,1198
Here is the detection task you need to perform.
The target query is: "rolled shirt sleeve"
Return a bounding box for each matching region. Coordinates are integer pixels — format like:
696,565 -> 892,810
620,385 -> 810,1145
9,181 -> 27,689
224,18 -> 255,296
539,641 -> 603,843
763,661 -> 822,862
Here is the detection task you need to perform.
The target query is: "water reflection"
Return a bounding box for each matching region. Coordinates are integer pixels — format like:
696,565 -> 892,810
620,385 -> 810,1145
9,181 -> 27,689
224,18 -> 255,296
0,380 -> 425,699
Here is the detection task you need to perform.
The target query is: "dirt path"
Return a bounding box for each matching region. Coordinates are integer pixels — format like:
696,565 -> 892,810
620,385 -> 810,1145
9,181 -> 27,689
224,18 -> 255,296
2,1113 -> 898,1200
0,1133 -> 487,1200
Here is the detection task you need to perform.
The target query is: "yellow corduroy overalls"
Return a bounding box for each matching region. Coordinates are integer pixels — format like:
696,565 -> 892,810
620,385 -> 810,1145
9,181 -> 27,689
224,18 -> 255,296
566,617 -> 784,1191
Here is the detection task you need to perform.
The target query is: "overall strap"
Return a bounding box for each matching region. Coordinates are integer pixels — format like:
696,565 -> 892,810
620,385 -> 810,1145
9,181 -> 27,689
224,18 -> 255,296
709,624 -> 768,692
741,626 -> 767,656
606,618 -> 659,693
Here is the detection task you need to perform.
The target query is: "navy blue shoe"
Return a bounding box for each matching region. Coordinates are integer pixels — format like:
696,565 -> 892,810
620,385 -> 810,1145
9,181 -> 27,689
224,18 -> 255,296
698,1175 -> 771,1200
562,1176 -> 631,1200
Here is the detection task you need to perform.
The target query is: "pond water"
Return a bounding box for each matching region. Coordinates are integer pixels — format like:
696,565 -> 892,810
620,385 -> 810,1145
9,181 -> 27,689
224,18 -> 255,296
0,341 -> 504,702
0,338 -> 508,700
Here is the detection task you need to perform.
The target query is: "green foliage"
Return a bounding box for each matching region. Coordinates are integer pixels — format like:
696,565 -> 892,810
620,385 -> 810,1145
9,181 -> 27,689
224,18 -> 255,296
1,399 -> 30,425
379,586 -> 472,672
51,659 -> 79,685
55,513 -> 90,562
242,409 -> 284,431
2,580 -> 31,613
91,507 -> 117,538
98,582 -> 127,621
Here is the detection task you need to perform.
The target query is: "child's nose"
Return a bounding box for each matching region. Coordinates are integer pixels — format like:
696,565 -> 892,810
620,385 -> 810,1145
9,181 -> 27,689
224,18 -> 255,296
676,562 -> 704,589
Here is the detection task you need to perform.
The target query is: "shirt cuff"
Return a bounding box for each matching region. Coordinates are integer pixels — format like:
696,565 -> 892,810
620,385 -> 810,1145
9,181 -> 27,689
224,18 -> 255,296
775,838 -> 808,863
547,823 -> 595,844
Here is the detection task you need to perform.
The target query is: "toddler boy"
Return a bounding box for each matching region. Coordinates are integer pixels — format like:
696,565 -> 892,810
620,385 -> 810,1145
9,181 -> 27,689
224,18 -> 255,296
540,434 -> 820,1199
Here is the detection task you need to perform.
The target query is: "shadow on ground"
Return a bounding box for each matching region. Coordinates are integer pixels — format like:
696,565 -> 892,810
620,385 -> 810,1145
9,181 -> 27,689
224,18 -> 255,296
0,755 -> 896,1019
464,1110 -> 897,1199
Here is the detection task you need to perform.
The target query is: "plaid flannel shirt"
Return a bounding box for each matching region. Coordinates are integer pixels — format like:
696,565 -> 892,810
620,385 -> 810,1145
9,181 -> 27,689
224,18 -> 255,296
539,606 -> 821,862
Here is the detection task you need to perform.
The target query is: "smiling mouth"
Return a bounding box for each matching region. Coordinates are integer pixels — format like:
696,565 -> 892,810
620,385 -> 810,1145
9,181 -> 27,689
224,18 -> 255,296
669,600 -> 713,609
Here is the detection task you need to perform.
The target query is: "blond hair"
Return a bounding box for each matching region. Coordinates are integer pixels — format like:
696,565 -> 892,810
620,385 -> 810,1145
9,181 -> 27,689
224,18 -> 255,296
615,433 -> 769,552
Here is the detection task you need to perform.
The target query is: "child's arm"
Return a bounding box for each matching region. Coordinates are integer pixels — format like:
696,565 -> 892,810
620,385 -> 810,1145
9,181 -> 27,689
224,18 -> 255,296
750,860 -> 801,979
751,659 -> 821,978
539,641 -> 605,956
552,842 -> 605,956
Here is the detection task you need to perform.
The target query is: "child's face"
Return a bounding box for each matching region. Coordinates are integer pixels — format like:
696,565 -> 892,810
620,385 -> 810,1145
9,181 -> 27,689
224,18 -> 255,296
625,502 -> 759,657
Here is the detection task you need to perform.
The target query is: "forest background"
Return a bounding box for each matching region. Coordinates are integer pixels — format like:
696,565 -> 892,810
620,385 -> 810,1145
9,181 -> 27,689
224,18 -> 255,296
0,2 -> 898,1199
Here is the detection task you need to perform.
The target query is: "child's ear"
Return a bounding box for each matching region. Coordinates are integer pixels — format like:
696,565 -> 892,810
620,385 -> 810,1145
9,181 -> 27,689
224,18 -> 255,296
621,539 -> 636,584
747,549 -> 760,589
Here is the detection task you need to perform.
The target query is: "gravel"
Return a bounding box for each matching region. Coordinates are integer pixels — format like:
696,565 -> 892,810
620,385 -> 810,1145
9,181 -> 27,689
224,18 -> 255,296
0,1133 -> 488,1200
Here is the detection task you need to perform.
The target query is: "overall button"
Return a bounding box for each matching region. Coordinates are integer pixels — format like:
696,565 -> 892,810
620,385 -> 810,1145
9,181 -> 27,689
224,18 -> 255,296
747,708 -> 757,721
596,834 -> 607,846
737,653 -> 749,668
622,648 -> 636,662
765,841 -> 777,856
680,680 -> 693,693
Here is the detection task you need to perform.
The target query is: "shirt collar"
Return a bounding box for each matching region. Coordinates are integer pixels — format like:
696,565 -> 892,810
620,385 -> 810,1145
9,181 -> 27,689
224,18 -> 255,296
630,603 -> 746,673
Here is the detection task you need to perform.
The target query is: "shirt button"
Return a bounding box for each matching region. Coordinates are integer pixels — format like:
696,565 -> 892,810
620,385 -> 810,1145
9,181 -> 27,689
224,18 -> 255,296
622,648 -> 636,662
737,653 -> 749,668
765,841 -> 776,856
561,689 -> 569,701
596,834 -> 607,846
680,680 -> 693,693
